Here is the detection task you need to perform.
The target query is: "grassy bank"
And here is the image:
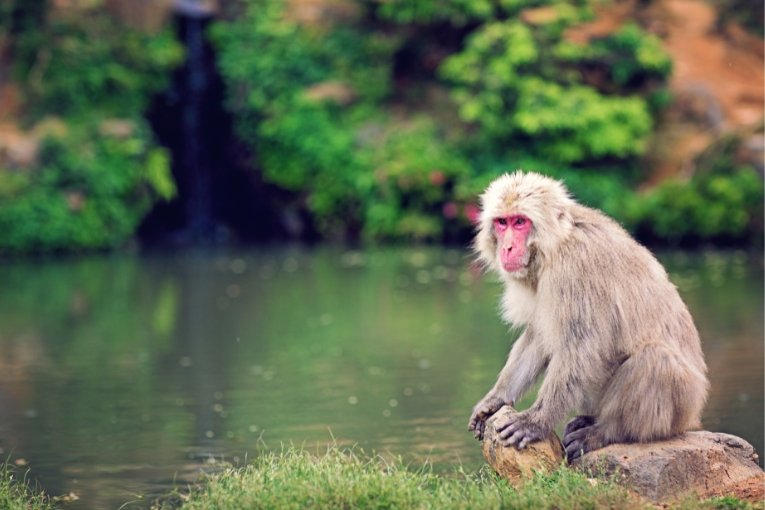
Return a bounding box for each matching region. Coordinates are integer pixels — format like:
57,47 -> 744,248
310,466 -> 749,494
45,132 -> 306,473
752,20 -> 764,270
152,447 -> 757,510
0,465 -> 54,510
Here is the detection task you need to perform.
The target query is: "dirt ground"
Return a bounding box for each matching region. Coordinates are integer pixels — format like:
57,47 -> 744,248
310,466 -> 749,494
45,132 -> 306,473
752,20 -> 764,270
697,474 -> 765,504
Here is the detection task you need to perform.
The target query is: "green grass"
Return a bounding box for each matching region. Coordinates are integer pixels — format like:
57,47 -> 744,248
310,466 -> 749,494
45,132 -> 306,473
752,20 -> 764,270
0,464 -> 54,510
0,447 -> 757,509
151,447 -> 761,510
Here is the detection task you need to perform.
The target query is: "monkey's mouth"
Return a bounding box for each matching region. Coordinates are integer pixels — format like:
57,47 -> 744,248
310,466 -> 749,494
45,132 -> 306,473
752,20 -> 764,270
502,261 -> 526,272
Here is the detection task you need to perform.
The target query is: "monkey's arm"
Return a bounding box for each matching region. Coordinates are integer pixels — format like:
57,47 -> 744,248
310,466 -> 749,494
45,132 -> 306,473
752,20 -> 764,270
492,328 -> 548,405
468,330 -> 547,440
496,338 -> 605,449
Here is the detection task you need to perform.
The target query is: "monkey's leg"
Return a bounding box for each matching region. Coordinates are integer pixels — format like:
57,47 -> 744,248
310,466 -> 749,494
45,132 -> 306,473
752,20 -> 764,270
566,343 -> 706,461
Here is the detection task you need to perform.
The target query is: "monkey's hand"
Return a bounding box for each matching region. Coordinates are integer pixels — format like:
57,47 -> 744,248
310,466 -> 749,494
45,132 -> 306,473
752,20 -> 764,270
468,394 -> 505,440
494,410 -> 549,449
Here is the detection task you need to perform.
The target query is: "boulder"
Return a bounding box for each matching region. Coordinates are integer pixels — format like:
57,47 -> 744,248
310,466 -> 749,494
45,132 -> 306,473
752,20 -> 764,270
481,406 -> 565,486
574,431 -> 765,503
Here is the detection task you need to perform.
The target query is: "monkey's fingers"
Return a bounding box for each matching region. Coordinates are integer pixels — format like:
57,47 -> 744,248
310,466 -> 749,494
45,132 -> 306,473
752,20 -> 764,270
475,421 -> 485,440
503,429 -> 526,448
496,417 -> 521,437
517,436 -> 533,449
468,417 -> 484,440
506,426 -> 545,449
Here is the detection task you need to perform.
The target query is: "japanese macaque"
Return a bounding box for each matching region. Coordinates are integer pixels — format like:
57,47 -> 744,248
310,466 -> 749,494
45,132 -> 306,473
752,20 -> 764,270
468,171 -> 708,461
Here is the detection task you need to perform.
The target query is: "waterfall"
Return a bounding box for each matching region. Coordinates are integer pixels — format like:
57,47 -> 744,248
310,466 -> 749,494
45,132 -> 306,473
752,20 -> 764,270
142,1 -> 223,246
141,0 -> 285,247
181,13 -> 214,241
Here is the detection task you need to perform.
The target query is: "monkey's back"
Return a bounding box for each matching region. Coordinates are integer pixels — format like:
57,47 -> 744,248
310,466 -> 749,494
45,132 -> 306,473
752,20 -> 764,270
539,203 -> 706,371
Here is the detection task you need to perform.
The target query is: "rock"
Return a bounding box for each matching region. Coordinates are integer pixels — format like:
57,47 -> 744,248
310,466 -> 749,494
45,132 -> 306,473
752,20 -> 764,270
0,123 -> 40,169
173,0 -> 217,17
574,431 -> 765,503
285,0 -> 362,27
481,406 -> 565,486
520,6 -> 561,25
0,117 -> 69,170
99,118 -> 136,138
105,0 -> 174,32
302,81 -> 357,106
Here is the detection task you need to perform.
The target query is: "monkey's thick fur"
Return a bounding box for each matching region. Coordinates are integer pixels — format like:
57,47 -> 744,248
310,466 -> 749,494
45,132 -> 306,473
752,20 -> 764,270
468,172 -> 708,461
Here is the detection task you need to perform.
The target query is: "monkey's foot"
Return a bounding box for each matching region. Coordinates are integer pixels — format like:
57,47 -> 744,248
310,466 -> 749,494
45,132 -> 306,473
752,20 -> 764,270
564,415 -> 595,437
563,424 -> 605,462
495,410 -> 549,449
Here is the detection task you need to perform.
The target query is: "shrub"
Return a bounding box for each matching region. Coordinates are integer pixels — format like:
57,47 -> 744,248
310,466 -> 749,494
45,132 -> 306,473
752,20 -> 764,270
0,5 -> 182,254
439,16 -> 661,165
212,0 -> 473,241
377,0 -> 496,25
15,9 -> 182,120
363,119 -> 471,241
213,0 -> 761,247
636,167 -> 763,243
0,121 -> 175,253
555,23 -> 672,88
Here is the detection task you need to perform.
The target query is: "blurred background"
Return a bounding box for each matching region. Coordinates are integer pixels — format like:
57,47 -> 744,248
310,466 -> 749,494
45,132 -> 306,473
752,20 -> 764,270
0,0 -> 762,508
0,0 -> 763,248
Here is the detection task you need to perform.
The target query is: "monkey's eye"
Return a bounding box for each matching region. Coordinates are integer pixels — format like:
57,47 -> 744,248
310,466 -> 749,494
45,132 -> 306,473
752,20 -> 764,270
494,218 -> 509,231
513,217 -> 527,227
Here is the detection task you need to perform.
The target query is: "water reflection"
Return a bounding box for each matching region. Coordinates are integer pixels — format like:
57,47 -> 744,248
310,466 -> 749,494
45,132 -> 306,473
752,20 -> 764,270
0,247 -> 761,509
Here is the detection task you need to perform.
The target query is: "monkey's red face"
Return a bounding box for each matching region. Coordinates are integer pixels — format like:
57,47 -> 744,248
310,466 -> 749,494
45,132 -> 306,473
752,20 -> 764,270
493,215 -> 532,273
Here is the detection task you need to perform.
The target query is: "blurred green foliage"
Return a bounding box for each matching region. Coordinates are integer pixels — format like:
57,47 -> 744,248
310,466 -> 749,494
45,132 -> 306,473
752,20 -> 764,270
0,121 -> 175,253
212,0 -> 712,243
637,167 -> 763,244
556,24 -> 672,87
211,0 -> 469,241
0,1 -> 181,254
440,19 -> 663,164
15,11 -> 182,119
376,0 -> 496,25
362,119 -> 471,241
1,0 -> 760,251
210,0 -> 762,245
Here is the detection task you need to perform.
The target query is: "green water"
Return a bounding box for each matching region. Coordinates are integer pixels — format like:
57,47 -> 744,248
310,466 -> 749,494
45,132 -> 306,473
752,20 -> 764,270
0,247 -> 761,508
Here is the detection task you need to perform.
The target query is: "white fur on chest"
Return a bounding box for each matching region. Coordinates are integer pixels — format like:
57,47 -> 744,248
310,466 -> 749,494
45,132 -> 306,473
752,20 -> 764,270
500,278 -> 537,326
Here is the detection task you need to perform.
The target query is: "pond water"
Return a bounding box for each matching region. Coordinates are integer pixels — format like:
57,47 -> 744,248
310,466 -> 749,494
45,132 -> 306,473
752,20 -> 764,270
0,247 -> 761,509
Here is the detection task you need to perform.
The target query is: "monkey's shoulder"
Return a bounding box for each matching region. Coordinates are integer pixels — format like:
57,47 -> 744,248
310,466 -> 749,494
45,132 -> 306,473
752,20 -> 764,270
545,206 -> 668,287
569,205 -> 632,240
566,206 -> 652,258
